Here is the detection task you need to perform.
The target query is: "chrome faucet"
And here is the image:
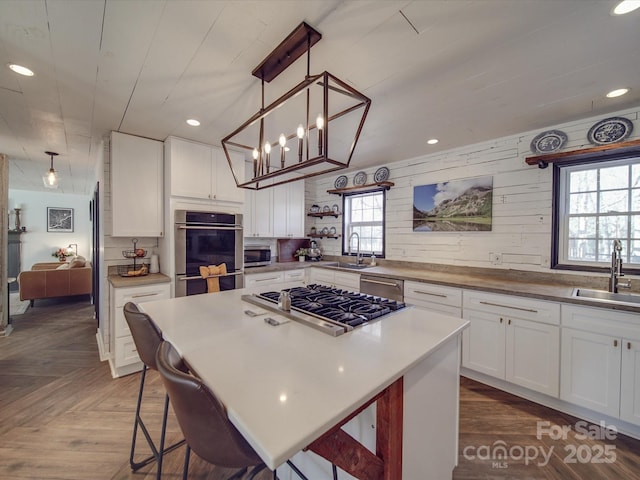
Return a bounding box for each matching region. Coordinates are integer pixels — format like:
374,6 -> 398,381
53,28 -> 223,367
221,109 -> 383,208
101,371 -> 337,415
348,232 -> 362,264
609,239 -> 631,293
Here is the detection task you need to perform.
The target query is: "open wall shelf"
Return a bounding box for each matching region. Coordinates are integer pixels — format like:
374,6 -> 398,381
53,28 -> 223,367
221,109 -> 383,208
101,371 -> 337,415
327,181 -> 394,195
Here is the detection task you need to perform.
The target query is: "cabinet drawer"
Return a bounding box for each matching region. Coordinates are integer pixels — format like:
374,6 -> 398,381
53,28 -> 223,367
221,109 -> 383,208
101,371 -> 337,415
334,271 -> 360,290
114,336 -> 142,368
309,268 -> 335,285
463,290 -> 560,325
284,269 -> 305,282
114,283 -> 170,308
245,271 -> 285,288
561,304 -> 640,339
405,281 -> 462,308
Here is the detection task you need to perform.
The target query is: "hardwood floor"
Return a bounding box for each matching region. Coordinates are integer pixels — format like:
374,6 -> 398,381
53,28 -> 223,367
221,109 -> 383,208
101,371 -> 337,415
1,299 -> 639,480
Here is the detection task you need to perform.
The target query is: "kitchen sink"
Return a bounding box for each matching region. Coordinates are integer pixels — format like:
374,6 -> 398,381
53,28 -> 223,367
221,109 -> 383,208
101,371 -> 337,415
338,262 -> 372,270
571,288 -> 640,306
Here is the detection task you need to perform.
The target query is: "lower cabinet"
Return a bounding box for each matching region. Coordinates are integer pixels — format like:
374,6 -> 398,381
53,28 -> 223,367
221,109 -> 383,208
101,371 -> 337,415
404,280 -> 462,317
561,304 -> 640,426
462,291 -> 560,397
307,267 -> 360,292
245,269 -> 305,289
109,282 -> 170,378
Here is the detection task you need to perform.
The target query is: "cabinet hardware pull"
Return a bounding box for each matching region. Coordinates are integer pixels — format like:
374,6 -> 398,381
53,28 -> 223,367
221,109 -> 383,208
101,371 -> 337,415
500,318 -> 503,324
361,278 -> 401,288
628,342 -> 632,350
614,340 -> 618,347
508,319 -> 511,325
131,292 -> 160,298
479,301 -> 538,313
179,271 -> 243,281
177,225 -> 243,231
413,290 -> 447,298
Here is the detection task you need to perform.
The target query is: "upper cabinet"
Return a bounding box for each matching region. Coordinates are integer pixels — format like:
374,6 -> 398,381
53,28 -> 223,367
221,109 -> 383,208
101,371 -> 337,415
165,136 -> 244,203
272,181 -> 305,238
111,131 -> 164,237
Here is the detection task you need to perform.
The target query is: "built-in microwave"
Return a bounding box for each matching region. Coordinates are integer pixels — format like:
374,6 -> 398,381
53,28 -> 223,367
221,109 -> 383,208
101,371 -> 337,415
244,245 -> 271,267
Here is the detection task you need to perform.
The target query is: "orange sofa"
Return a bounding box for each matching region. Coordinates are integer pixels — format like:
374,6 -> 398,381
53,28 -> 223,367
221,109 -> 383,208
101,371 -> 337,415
18,260 -> 92,306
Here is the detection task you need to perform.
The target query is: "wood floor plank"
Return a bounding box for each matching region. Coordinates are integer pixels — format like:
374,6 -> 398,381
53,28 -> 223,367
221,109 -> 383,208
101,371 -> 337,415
2,298 -> 639,479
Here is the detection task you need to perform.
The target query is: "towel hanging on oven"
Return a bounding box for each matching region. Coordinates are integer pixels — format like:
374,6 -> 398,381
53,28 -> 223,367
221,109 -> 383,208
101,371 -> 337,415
199,263 -> 227,293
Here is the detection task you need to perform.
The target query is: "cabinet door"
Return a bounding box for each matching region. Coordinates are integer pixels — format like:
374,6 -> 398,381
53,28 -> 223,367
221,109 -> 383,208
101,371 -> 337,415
111,132 -> 163,237
621,338 -> 640,426
506,318 -> 560,397
272,182 -> 305,238
213,148 -> 244,203
252,188 -> 273,237
169,138 -> 212,199
560,328 -> 621,418
462,310 -> 506,379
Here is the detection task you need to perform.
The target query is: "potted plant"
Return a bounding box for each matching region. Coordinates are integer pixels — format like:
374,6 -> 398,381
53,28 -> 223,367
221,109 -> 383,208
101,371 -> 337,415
52,247 -> 73,262
294,248 -> 308,262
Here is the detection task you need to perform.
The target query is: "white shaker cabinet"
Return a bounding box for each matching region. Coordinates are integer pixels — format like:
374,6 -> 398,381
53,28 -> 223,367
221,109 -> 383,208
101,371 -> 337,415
462,291 -> 560,397
307,268 -> 360,292
165,136 -> 244,202
111,131 -> 164,237
561,304 -> 640,426
108,281 -> 170,378
404,281 -> 462,317
272,181 -> 305,238
245,269 -> 305,289
244,188 -> 273,238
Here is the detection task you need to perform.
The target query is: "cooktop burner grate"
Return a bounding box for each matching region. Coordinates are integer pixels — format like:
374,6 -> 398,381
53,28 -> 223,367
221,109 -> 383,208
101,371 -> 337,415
257,284 -> 405,328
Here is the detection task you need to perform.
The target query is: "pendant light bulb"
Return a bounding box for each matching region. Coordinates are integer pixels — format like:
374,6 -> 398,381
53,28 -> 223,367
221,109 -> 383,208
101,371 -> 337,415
297,124 -> 304,139
43,151 -> 59,189
316,115 -> 324,130
279,133 -> 286,148
264,142 -> 271,154
252,148 -> 259,160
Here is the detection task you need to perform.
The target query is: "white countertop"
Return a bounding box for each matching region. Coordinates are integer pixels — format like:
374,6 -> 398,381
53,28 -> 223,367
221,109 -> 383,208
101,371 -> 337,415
140,287 -> 469,469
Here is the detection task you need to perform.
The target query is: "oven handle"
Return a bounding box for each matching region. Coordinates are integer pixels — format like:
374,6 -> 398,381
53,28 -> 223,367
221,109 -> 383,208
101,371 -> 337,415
360,278 -> 402,289
177,225 -> 243,231
179,271 -> 244,281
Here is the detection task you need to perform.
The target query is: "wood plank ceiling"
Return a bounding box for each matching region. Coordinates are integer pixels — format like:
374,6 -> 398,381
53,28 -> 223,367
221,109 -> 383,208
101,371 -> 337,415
1,0 -> 639,194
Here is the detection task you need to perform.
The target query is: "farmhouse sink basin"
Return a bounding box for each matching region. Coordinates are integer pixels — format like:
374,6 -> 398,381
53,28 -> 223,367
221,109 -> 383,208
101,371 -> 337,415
571,288 -> 640,306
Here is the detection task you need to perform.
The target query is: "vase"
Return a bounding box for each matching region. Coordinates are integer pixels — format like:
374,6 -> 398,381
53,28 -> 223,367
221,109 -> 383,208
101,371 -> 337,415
298,256 -> 305,262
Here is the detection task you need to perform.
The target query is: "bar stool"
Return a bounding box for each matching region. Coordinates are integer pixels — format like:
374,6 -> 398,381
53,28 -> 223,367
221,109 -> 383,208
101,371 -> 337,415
123,302 -> 185,479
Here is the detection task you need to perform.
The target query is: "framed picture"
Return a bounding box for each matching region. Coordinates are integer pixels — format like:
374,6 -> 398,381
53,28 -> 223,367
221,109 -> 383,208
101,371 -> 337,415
47,207 -> 74,232
413,176 -> 493,232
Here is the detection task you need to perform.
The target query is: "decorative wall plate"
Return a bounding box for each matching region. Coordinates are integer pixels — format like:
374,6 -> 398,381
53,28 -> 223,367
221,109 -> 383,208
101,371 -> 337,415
587,117 -> 634,146
322,205 -> 330,212
374,166 -> 390,183
334,175 -> 348,189
329,226 -> 337,235
310,204 -> 320,213
332,204 -> 339,213
353,171 -> 367,186
530,130 -> 567,154
321,227 -> 329,235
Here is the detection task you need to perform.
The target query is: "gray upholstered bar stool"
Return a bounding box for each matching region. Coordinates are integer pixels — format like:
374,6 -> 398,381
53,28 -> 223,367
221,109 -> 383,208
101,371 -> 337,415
156,341 -> 335,480
123,302 -> 185,479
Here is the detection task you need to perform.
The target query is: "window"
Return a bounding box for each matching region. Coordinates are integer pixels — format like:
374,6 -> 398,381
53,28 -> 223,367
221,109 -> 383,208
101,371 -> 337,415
342,190 -> 385,257
554,155 -> 640,272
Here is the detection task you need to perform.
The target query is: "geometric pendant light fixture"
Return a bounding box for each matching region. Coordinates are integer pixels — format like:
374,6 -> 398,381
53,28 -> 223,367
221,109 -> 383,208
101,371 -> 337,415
43,151 -> 59,189
222,22 -> 371,190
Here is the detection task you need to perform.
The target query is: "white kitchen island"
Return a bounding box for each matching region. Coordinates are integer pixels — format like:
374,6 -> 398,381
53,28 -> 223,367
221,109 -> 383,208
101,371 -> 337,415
140,287 -> 469,480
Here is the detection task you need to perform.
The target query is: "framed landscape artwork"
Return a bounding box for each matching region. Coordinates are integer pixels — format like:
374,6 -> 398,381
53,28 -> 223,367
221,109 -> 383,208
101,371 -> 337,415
413,176 -> 493,232
47,207 -> 74,232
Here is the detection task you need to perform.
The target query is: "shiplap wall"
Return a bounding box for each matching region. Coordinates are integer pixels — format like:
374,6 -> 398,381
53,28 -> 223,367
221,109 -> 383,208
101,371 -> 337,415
306,106 -> 640,274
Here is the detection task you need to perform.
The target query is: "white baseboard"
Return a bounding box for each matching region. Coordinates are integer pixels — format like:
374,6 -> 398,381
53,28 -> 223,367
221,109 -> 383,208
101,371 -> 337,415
95,329 -> 109,362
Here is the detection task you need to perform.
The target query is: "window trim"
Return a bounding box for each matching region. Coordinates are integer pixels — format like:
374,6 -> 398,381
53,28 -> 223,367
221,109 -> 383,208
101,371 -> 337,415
551,147 -> 640,274
341,190 -> 386,258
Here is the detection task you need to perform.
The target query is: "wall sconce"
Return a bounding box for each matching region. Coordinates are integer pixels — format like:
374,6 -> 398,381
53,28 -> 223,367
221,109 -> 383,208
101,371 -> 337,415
67,243 -> 78,256
222,22 -> 371,190
43,151 -> 59,189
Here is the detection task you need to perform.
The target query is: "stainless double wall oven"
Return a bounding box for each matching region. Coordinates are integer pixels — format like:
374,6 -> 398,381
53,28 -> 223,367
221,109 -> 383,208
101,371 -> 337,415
174,210 -> 244,297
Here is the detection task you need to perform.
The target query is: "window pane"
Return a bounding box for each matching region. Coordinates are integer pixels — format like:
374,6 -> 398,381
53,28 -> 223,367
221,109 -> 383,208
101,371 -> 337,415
599,190 -> 628,213
568,216 -> 596,237
568,239 -> 596,261
570,170 -> 597,193
597,216 -> 627,239
569,192 -> 597,214
343,191 -> 385,256
633,164 -> 640,188
600,165 -> 628,191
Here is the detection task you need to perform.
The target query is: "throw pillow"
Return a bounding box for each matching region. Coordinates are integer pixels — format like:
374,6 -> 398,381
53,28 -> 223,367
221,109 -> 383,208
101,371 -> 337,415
70,256 -> 86,268
56,263 -> 70,270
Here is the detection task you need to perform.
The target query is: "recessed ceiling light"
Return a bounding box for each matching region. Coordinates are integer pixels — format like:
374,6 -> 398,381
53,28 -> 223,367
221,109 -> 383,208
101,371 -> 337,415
606,88 -> 630,98
186,119 -> 200,126
427,138 -> 439,145
611,0 -> 640,15
8,63 -> 34,76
